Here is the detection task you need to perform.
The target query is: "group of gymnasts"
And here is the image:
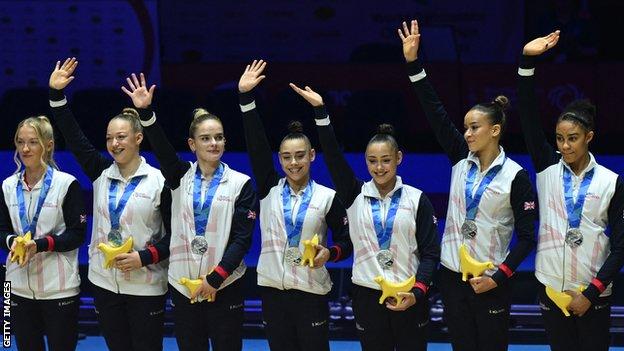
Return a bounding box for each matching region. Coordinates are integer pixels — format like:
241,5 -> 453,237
1,19 -> 621,351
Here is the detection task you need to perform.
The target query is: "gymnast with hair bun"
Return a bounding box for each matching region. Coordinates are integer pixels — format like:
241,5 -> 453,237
121,72 -> 257,351
48,58 -> 171,351
291,81 -> 440,350
399,19 -> 537,351
518,30 -> 624,351
238,60 -> 352,351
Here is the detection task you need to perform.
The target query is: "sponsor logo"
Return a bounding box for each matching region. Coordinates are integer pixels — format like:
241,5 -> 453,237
488,308 -> 506,314
217,195 -> 232,202
133,192 -> 151,200
311,320 -> 327,327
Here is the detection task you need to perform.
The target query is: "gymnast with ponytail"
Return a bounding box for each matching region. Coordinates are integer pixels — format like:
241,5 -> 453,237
121,72 -> 257,351
290,84 -> 440,350
518,31 -> 624,351
238,60 -> 353,351
47,58 -> 171,351
0,115 -> 87,351
398,19 -> 537,351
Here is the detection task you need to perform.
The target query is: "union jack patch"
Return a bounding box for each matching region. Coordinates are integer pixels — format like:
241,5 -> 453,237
80,214 -> 87,223
342,216 -> 348,225
524,201 -> 535,211
247,210 -> 257,220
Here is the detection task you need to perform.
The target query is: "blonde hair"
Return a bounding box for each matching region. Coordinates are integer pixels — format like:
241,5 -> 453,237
13,116 -> 58,173
189,108 -> 222,138
111,107 -> 143,134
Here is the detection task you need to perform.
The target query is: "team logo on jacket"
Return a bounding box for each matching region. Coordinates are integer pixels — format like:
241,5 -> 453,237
523,201 -> 535,211
247,210 -> 257,220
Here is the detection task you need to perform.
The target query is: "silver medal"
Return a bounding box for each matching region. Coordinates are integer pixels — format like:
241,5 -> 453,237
376,249 -> 394,269
461,220 -> 478,239
191,236 -> 208,255
565,228 -> 583,248
107,229 -> 123,247
284,247 -> 302,266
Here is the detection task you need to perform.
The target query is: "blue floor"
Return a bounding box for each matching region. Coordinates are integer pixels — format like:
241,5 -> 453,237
5,337 -> 624,350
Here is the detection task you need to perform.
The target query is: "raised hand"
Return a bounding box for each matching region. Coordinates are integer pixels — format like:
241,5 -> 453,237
49,57 -> 78,90
121,73 -> 156,109
289,83 -> 324,107
238,60 -> 267,93
523,30 -> 560,56
398,20 -> 420,63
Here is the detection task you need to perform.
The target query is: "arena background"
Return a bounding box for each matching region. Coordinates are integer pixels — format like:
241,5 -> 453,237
1,0 -> 624,347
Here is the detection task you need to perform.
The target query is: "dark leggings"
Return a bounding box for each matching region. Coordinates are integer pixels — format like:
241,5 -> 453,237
538,284 -> 611,351
170,278 -> 244,351
11,294 -> 80,351
438,266 -> 512,351
351,284 -> 429,351
92,284 -> 166,351
260,286 -> 330,351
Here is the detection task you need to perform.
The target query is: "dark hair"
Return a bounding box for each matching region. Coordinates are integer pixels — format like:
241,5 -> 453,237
280,120 -> 311,148
470,95 -> 509,134
111,108 -> 143,134
367,123 -> 399,152
558,99 -> 595,132
189,108 -> 222,138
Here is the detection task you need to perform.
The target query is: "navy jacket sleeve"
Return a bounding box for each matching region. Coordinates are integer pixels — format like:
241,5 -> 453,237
0,187 -> 16,251
314,106 -> 364,208
49,88 -> 113,181
206,179 -> 258,288
407,60 -> 469,165
239,91 -> 281,199
138,108 -> 191,189
34,180 -> 87,252
138,186 -> 172,266
517,55 -> 560,172
491,170 -> 537,285
583,176 -> 624,303
325,195 -> 353,262
411,194 -> 441,299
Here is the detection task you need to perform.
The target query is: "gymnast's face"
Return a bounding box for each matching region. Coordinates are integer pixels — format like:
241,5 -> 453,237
15,125 -> 48,170
463,110 -> 500,153
106,118 -> 142,166
366,141 -> 402,190
556,120 -> 593,167
279,138 -> 315,187
188,119 -> 225,164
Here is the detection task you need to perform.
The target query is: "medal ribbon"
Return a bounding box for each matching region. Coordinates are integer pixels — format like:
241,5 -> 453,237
563,166 -> 594,229
370,188 -> 402,250
282,180 -> 313,247
16,166 -> 54,235
464,158 -> 505,220
108,176 -> 144,230
193,163 -> 224,236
